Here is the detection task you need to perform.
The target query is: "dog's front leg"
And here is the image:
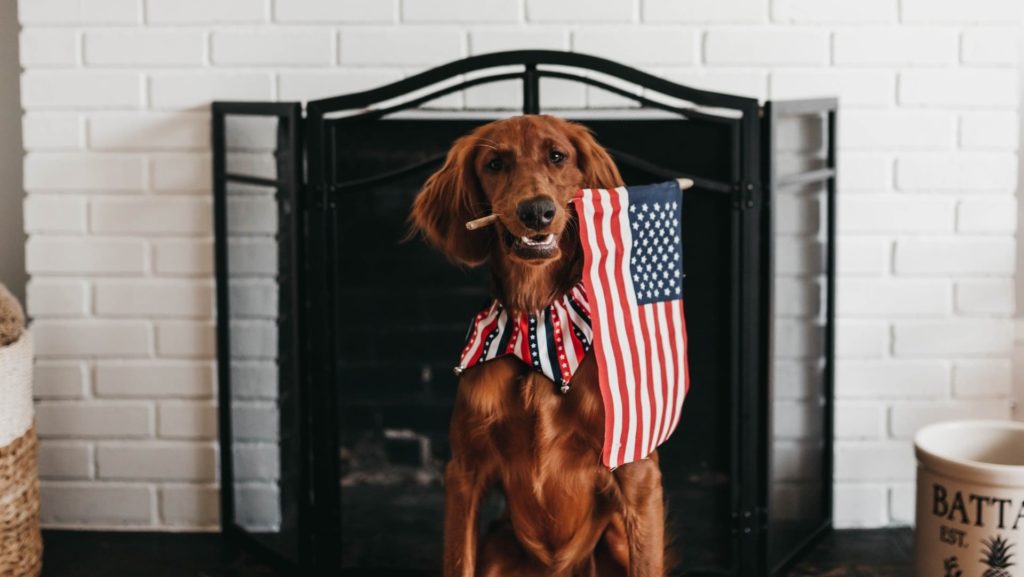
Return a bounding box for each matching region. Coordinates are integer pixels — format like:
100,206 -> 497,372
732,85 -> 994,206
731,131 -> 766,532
443,459 -> 484,577
615,455 -> 665,577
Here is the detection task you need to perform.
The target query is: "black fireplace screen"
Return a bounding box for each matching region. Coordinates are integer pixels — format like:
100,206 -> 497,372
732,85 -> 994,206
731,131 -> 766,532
212,51 -> 837,577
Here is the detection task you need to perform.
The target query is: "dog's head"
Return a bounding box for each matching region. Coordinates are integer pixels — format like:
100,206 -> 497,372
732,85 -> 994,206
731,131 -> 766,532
410,115 -> 622,281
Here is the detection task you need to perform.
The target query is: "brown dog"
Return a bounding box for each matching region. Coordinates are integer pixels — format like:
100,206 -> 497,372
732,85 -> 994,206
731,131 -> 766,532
411,115 -> 666,577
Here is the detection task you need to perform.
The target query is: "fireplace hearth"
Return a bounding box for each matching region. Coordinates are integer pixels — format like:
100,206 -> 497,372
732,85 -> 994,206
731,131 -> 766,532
212,50 -> 837,577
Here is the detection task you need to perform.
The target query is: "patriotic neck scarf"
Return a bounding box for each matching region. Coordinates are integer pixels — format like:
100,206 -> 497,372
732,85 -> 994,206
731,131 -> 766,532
455,284 -> 593,394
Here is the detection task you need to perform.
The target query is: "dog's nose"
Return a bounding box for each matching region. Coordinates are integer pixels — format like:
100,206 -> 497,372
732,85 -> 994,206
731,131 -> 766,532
516,197 -> 557,230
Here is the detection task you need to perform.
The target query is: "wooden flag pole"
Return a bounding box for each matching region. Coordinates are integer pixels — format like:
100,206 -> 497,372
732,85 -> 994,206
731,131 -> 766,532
464,178 -> 695,231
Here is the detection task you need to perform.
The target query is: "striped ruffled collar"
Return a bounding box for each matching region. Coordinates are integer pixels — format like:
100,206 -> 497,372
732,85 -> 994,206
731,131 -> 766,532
454,284 -> 593,393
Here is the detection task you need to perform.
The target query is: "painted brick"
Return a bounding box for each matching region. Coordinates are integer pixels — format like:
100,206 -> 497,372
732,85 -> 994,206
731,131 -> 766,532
274,0 -> 394,22
770,70 -> 893,108
899,69 -> 1018,108
837,279 -> 949,317
469,28 -> 566,55
659,69 -> 767,100
901,0 -> 1022,23
896,153 -> 1017,192
38,442 -> 93,479
24,195 -> 86,233
956,279 -> 1014,315
404,0 -> 519,22
232,403 -> 279,441
838,195 -> 953,234
772,0 -> 897,23
230,280 -> 278,319
833,484 -> 887,528
84,30 -> 204,66
97,443 -> 217,481
234,484 -> 280,529
95,361 -> 215,398
528,0 -> 632,22
643,0 -> 766,22
227,239 -> 278,276
18,0 -> 141,24
573,28 -> 697,66
21,72 -> 142,110
230,321 -> 278,359
835,403 -> 884,439
211,29 -> 333,66
278,70 -> 403,102
158,402 -> 217,439
145,0 -> 267,24
838,154 -> 890,192
960,112 -> 1019,149
155,321 -> 215,358
34,362 -> 87,399
149,73 -> 273,110
231,362 -> 278,399
22,114 -> 81,150
889,484 -> 915,525
234,445 -> 279,480
33,321 -> 152,358
895,238 -> 1015,276
160,485 -> 219,527
20,28 -> 79,66
24,153 -> 144,192
893,320 -> 1014,357
150,154 -> 212,192
953,360 -> 1012,398
957,198 -> 1016,234
835,321 -> 888,359
889,401 -> 1011,438
834,441 -> 915,480
26,238 -> 146,275
226,197 -> 277,234
340,28 -> 463,65
36,402 -> 153,438
94,280 -> 213,318
26,279 -> 88,316
40,483 -> 153,526
89,112 -> 208,151
835,361 -> 949,399
837,238 -> 889,276
962,28 -> 1019,65
840,111 -> 955,149
91,198 -> 212,235
705,29 -> 829,65
834,28 -> 957,65
153,240 -> 213,277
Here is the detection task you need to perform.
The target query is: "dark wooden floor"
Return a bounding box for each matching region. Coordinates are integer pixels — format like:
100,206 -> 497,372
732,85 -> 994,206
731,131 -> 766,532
39,528 -> 912,577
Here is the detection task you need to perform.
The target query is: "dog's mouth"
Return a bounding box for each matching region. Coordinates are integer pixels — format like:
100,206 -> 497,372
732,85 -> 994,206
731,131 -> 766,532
504,231 -> 560,260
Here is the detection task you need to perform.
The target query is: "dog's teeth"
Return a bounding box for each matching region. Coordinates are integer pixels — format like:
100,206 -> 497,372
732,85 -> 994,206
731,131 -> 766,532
519,234 -> 555,247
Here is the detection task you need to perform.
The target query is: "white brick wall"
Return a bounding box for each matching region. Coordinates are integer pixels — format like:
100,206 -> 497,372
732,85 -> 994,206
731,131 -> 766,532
16,0 -> 1021,531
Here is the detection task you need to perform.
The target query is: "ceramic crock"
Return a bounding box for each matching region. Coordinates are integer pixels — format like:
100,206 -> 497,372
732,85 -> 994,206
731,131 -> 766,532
915,420 -> 1024,577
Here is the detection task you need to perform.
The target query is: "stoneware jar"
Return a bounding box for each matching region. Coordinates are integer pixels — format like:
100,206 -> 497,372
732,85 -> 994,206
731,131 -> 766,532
915,420 -> 1024,577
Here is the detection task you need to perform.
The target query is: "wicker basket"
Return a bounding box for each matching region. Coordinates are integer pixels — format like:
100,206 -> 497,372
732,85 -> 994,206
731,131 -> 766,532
0,328 -> 40,577
0,424 -> 40,577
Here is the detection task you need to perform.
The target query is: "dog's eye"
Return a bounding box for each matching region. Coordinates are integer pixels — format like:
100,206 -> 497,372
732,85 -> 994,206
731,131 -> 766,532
549,150 -> 566,165
486,158 -> 504,171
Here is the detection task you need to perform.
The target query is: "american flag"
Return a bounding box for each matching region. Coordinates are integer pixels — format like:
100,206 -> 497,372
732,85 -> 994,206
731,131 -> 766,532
571,180 -> 690,469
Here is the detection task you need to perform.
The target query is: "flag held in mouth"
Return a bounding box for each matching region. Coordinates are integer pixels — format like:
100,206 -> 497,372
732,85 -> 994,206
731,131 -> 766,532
571,180 -> 690,470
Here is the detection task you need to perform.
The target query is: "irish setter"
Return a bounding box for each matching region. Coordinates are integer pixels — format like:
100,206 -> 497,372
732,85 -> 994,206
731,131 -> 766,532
411,115 -> 667,577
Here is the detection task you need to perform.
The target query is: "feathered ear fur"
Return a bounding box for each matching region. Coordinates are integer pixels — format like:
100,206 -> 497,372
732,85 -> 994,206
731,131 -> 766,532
409,134 -> 493,266
567,122 -> 623,190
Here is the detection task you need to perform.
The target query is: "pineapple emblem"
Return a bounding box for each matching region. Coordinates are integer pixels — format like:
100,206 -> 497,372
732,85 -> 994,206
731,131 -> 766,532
980,535 -> 1015,577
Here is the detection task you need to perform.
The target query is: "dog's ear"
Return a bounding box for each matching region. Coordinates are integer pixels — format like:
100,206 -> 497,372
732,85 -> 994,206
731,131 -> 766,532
568,122 -> 623,190
409,134 -> 492,266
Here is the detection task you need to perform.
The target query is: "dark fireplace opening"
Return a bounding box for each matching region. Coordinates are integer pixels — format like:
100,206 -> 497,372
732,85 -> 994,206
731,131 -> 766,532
213,51 -> 837,577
